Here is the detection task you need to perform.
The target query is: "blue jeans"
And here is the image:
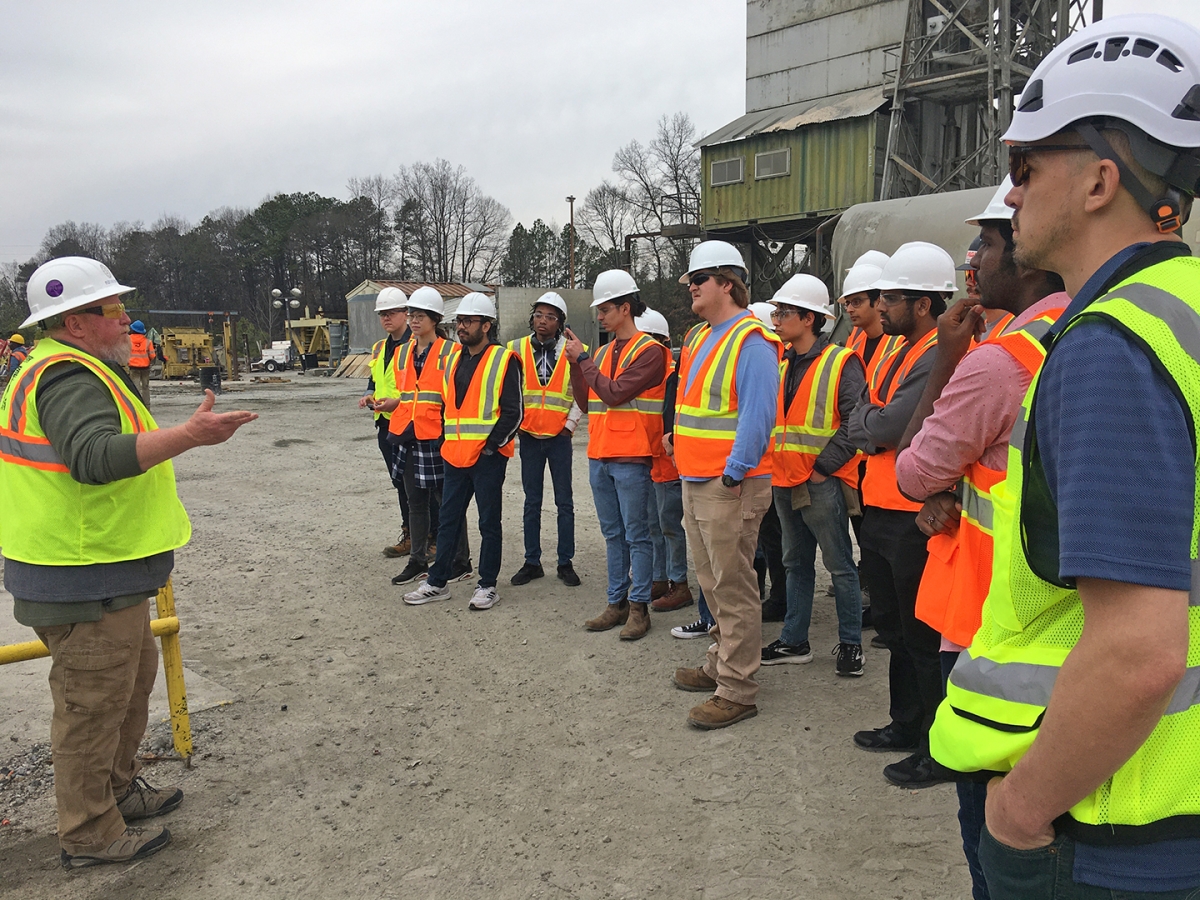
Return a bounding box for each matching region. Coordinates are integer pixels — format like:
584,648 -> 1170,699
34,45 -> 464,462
648,480 -> 687,583
775,479 -> 863,646
698,588 -> 714,627
519,431 -> 574,567
943,651 -> 990,900
429,451 -> 508,589
589,459 -> 653,604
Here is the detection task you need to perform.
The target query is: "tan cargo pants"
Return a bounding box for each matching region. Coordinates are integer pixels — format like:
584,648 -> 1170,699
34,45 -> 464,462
34,599 -> 158,854
682,476 -> 773,706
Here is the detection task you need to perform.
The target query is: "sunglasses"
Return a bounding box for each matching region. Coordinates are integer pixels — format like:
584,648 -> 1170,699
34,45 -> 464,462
79,302 -> 127,319
964,269 -> 978,290
1007,143 -> 1090,187
688,272 -> 716,287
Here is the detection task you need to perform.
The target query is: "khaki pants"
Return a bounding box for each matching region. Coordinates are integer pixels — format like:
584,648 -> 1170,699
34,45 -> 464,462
129,366 -> 150,404
682,477 -> 773,706
34,600 -> 158,853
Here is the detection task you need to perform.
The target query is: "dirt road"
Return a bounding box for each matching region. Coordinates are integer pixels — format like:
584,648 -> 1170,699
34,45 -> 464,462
0,375 -> 971,899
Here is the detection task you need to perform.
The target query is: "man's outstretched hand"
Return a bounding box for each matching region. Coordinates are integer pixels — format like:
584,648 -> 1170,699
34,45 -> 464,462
184,390 -> 258,445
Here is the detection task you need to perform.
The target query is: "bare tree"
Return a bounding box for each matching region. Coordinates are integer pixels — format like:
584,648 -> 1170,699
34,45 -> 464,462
578,181 -> 636,260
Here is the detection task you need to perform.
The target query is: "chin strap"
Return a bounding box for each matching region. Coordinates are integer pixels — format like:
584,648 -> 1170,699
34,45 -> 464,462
1075,123 -> 1184,234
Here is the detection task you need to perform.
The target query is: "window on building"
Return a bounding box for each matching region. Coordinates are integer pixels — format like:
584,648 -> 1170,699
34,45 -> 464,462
755,148 -> 791,180
710,157 -> 744,187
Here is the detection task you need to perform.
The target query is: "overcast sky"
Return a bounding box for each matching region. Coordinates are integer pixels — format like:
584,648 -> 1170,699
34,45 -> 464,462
2,0 -> 1197,265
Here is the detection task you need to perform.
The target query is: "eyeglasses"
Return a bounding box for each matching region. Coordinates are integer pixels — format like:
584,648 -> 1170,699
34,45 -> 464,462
407,310 -> 429,322
769,307 -> 798,322
688,272 -> 716,287
457,316 -> 486,326
531,311 -> 560,321
1007,143 -> 1091,187
878,292 -> 918,307
378,308 -> 405,317
79,302 -> 126,319
841,294 -> 871,309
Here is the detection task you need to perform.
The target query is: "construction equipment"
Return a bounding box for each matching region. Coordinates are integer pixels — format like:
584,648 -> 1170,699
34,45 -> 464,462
285,307 -> 348,369
159,327 -> 215,378
251,341 -> 295,373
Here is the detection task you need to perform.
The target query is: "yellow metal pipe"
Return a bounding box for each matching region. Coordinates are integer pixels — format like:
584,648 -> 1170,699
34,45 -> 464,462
0,617 -> 179,665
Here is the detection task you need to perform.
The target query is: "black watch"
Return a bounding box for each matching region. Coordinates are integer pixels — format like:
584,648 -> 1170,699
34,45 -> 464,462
721,474 -> 743,489
576,350 -> 589,362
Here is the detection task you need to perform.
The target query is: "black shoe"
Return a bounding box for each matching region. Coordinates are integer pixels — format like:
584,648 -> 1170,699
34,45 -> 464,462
871,634 -> 888,650
761,639 -> 813,665
883,752 -> 953,789
861,605 -> 876,630
853,722 -> 919,752
448,561 -> 474,583
391,561 -> 427,585
761,601 -> 786,623
834,642 -> 864,677
556,563 -> 581,587
510,563 -> 545,585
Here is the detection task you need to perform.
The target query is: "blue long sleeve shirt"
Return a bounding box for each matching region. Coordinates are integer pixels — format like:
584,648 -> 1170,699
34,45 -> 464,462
682,311 -> 780,481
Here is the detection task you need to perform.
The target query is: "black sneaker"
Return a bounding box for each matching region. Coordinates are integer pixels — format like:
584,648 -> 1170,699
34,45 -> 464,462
761,639 -> 813,665
671,619 -> 711,639
510,563 -> 544,585
871,634 -> 888,650
556,563 -> 581,586
883,752 -> 953,789
448,560 -> 474,583
391,561 -> 427,585
853,722 -> 919,752
834,643 -> 864,677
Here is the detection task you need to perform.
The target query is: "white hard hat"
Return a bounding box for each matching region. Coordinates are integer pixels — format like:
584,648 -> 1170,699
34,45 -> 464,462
533,291 -> 568,317
634,308 -> 670,338
841,264 -> 884,298
1005,15 -> 1200,154
852,250 -> 891,270
749,302 -> 776,327
771,274 -> 833,317
23,256 -> 135,328
456,291 -> 496,319
966,177 -> 1017,225
591,269 -> 639,307
407,286 -> 444,316
678,240 -> 747,283
871,242 -> 958,293
375,286 -> 408,313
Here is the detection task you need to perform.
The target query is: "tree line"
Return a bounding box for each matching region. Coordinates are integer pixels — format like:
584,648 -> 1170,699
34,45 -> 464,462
1,113 -> 710,340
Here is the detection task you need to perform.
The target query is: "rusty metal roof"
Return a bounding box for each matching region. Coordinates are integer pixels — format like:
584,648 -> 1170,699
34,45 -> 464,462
697,86 -> 888,148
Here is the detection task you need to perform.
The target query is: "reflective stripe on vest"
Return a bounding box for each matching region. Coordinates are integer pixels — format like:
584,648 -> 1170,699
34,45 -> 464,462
510,335 -> 581,438
368,338 -> 402,421
929,258 -> 1200,840
129,334 -> 153,368
649,351 -> 679,483
674,315 -> 783,479
860,330 -> 938,511
388,337 -> 458,440
771,343 -> 862,489
845,328 -> 904,386
586,332 -> 663,460
915,308 -> 1064,647
0,338 -> 191,565
441,343 -> 517,468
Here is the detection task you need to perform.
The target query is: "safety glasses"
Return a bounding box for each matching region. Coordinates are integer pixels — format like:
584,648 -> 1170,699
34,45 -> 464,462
878,292 -> 917,307
78,302 -> 126,319
964,269 -> 978,291
688,272 -> 715,287
1007,143 -> 1090,186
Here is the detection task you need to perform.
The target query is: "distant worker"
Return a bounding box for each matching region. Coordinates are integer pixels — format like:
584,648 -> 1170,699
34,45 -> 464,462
8,332 -> 29,373
847,241 -> 952,787
930,15 -> 1200,896
669,241 -> 781,729
403,293 -> 520,610
564,270 -> 667,641
761,274 -> 866,676
635,308 -> 693,613
357,287 -> 414,557
506,292 -> 582,588
0,257 -> 256,868
127,321 -> 153,404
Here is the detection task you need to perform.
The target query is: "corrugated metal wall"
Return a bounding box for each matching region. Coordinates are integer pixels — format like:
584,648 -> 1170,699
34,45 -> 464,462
701,115 -> 878,229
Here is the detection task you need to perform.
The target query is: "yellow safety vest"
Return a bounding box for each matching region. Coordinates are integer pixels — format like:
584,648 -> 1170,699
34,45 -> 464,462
0,338 -> 191,565
368,337 -> 402,421
930,256 -> 1200,842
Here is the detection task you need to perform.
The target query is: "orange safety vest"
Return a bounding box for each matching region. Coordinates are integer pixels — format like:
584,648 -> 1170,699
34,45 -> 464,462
510,335 -> 579,438
648,348 -> 678,483
772,343 -> 863,489
677,321 -> 706,378
914,305 -> 1065,646
845,328 -> 904,385
674,314 -> 783,479
388,337 -> 459,441
585,332 -> 665,460
860,329 -> 938,511
129,334 -> 153,368
976,311 -> 1015,344
440,343 -> 517,468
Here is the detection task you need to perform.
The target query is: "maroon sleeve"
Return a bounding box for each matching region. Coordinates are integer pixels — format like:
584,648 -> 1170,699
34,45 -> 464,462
579,343 -> 665,407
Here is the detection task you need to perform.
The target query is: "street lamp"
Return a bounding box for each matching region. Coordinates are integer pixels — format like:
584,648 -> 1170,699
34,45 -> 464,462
272,287 -> 301,346
566,195 -> 576,289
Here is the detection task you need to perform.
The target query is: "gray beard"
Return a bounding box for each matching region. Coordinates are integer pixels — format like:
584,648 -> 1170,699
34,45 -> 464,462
95,335 -> 133,366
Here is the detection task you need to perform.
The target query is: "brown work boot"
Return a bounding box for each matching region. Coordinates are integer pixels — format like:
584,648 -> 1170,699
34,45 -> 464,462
585,599 -> 629,631
116,776 -> 183,821
650,580 -> 670,600
619,602 -> 651,640
672,666 -> 717,692
650,580 -> 695,612
61,826 -> 171,869
688,696 -> 758,730
383,528 -> 411,558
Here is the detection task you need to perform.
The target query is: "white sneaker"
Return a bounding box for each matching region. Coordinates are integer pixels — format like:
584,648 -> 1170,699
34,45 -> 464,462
469,585 -> 498,611
403,580 -> 451,605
